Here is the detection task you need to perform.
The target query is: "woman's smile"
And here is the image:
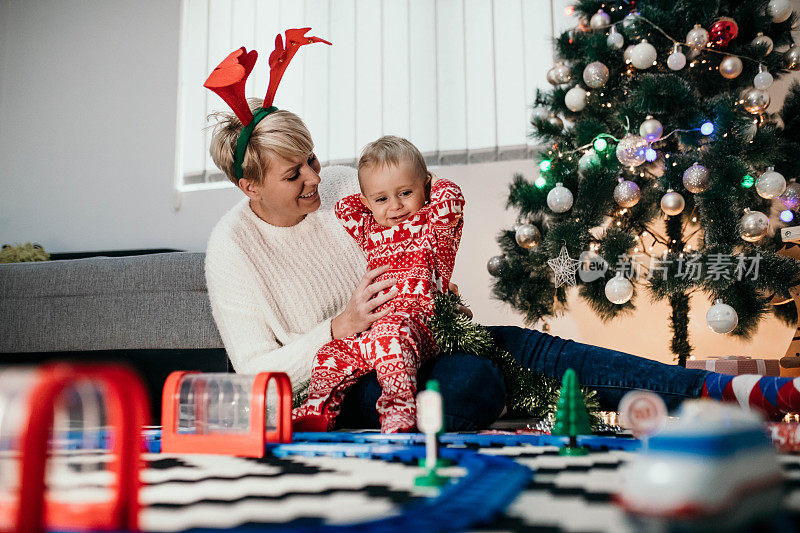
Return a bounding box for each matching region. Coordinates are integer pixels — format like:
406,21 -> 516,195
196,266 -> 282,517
299,188 -> 318,200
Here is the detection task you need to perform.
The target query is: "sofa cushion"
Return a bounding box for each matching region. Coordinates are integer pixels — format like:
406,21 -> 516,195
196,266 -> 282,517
0,252 -> 223,353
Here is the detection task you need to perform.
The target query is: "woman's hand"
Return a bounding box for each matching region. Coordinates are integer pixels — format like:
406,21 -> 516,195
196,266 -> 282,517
332,265 -> 397,339
448,281 -> 473,319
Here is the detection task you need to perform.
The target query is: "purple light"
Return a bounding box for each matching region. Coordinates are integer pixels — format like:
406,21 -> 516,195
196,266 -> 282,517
645,148 -> 657,162
781,210 -> 795,223
700,121 -> 714,136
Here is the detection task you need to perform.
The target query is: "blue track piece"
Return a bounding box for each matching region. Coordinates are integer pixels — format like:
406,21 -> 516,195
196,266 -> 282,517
294,431 -> 641,452
256,442 -> 532,532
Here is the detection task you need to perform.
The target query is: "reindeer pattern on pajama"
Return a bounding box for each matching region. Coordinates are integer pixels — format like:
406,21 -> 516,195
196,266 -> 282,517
292,179 -> 465,432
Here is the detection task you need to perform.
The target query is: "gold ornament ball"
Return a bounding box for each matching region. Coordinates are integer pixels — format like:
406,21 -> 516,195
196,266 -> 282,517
752,33 -> 774,56
515,224 -> 541,249
487,255 -> 505,276
614,180 -> 641,208
739,209 -> 770,242
660,189 -> 685,216
583,61 -> 610,88
719,56 -> 743,79
616,134 -> 648,167
785,46 -> 800,71
547,115 -> 564,131
682,162 -> 711,193
590,9 -> 611,30
741,88 -> 770,114
551,63 -> 572,85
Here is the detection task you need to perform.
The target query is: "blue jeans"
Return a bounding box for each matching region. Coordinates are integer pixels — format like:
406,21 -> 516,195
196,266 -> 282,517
336,325 -> 711,431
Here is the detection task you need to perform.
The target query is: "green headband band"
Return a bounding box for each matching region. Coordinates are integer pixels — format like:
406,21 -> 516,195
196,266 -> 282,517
234,106 -> 278,183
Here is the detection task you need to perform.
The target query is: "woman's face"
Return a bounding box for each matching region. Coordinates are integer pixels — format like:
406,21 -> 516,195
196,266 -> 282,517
243,152 -> 322,227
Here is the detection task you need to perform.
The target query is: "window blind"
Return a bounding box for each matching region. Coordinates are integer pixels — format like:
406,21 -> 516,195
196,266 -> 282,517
177,0 -> 569,189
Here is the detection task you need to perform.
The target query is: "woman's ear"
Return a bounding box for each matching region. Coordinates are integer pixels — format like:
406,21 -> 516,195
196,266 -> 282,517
237,178 -> 261,200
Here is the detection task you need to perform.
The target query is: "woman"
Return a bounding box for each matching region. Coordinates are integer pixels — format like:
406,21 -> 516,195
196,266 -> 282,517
205,103 -> 797,430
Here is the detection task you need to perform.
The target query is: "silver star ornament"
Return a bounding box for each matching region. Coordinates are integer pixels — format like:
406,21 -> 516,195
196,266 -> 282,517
547,245 -> 581,288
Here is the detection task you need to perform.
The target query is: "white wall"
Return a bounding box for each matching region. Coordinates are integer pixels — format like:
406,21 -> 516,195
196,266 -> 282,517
0,0 -> 796,366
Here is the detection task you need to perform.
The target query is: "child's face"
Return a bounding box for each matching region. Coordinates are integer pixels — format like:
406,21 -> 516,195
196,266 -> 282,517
359,162 -> 429,227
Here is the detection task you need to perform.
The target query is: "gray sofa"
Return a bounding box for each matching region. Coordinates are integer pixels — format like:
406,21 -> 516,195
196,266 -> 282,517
0,252 -> 230,421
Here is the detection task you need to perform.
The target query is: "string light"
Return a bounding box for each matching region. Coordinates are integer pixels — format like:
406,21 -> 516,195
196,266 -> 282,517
539,160 -> 552,172
700,122 -> 714,135
781,210 -> 795,223
534,176 -> 547,188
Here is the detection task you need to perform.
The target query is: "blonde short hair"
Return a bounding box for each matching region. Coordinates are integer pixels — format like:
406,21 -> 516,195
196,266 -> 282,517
358,135 -> 428,187
208,98 -> 314,186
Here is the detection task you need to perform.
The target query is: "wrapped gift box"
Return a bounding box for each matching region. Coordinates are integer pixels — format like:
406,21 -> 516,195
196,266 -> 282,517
686,356 -> 780,376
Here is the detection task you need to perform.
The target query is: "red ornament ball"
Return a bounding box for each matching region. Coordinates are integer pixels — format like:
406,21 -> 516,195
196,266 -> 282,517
709,17 -> 738,47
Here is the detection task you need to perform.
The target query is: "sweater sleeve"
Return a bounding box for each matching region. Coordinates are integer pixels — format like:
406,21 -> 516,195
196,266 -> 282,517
335,194 -> 371,246
427,178 -> 465,231
205,231 -> 332,394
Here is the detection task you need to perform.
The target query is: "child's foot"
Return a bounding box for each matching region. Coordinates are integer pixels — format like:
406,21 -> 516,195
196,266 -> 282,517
381,413 -> 417,433
292,413 -> 330,432
702,373 -> 800,418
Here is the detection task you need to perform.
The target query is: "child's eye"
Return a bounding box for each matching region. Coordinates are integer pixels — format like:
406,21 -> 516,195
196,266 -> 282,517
400,190 -> 412,196
375,197 -> 387,203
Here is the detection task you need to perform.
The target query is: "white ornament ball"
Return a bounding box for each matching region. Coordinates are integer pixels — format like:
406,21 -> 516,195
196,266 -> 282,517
719,56 -> 743,79
515,224 -> 541,249
607,29 -> 624,50
530,107 -> 550,124
754,70 -> 774,90
739,209 -> 770,242
706,299 -> 738,334
639,118 -> 663,142
547,182 -> 574,213
487,255 -> 505,276
667,49 -> 687,70
583,61 -> 610,88
768,0 -> 793,23
756,167 -> 787,199
578,149 -> 601,173
631,40 -> 657,69
565,86 -> 588,112
614,180 -> 641,208
682,162 -> 711,193
660,189 -> 685,216
605,274 -> 634,305
616,134 -> 649,167
624,45 -> 636,63
687,25 -> 709,49
590,9 -> 611,30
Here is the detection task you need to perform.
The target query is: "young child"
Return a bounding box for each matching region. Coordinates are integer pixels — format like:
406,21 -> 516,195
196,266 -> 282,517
293,136 -> 464,433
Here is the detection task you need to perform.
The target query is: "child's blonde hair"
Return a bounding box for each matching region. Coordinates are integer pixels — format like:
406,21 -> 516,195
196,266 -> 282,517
208,98 -> 314,186
358,135 -> 428,187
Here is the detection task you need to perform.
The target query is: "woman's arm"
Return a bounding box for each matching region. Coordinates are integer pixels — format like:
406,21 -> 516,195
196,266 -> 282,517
206,244 -> 330,392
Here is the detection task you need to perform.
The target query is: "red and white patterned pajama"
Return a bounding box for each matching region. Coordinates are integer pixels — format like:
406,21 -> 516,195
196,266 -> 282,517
293,179 -> 465,433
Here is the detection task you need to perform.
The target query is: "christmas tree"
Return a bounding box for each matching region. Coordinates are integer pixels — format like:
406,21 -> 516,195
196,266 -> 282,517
490,0 -> 800,365
552,368 -> 592,456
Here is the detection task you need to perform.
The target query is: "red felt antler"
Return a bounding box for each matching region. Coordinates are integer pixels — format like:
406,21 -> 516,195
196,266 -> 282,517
264,28 -> 331,107
204,47 -> 259,125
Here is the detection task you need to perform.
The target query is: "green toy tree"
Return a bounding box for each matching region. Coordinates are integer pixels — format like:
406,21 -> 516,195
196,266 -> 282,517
490,0 -> 800,366
552,369 -> 593,456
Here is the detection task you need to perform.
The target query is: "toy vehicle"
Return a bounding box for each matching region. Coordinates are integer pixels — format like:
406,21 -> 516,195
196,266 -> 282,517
616,400 -> 783,531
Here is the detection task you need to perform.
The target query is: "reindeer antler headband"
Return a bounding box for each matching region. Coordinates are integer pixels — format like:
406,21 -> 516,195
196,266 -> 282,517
203,28 -> 331,183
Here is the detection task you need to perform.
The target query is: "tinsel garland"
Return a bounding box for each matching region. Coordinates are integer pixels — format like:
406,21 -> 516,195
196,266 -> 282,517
429,293 -> 601,425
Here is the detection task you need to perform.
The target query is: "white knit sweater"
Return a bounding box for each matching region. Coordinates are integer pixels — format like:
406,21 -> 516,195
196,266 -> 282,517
205,166 -> 367,394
